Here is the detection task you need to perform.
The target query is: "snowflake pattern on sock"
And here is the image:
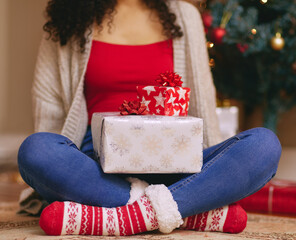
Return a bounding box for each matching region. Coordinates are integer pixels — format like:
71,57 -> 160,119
181,206 -> 228,232
105,209 -> 116,235
62,202 -> 81,235
139,196 -> 159,230
56,197 -> 159,236
205,206 -> 228,232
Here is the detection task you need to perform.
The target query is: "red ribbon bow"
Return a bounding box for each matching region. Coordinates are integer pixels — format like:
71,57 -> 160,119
155,71 -> 183,87
119,100 -> 148,115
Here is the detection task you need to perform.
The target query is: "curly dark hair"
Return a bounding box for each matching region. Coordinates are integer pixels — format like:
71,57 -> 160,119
43,0 -> 183,52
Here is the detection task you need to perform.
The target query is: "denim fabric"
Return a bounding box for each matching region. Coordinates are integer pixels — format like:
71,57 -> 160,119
18,126 -> 281,218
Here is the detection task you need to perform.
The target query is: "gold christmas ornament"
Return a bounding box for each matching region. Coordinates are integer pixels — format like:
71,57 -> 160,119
209,58 -> 215,68
207,41 -> 214,48
251,28 -> 257,35
270,32 -> 285,51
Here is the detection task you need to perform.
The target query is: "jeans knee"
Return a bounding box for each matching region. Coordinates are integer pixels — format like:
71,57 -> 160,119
248,127 -> 282,173
18,132 -> 57,171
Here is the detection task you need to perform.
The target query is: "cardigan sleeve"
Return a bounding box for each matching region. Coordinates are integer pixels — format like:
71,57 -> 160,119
31,33 -> 66,134
179,1 -> 223,147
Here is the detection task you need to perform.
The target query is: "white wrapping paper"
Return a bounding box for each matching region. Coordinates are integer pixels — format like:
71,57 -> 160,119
216,106 -> 239,141
91,112 -> 203,173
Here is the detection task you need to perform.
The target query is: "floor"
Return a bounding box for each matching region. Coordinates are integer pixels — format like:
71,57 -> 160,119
0,170 -> 27,202
1,170 -> 296,240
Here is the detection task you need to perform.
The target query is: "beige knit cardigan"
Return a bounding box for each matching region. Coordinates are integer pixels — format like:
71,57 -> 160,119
32,0 -> 222,149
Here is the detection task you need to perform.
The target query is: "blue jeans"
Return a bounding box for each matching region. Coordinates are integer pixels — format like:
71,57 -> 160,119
18,127 -> 281,218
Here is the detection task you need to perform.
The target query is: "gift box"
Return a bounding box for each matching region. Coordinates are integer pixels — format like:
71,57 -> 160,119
136,72 -> 190,116
137,86 -> 190,116
91,112 -> 203,173
237,179 -> 296,215
216,106 -> 239,141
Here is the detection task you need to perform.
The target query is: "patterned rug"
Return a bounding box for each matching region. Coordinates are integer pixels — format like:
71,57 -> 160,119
1,202 -> 296,240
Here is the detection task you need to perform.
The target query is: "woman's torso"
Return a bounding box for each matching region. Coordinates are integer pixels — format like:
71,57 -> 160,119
84,39 -> 174,123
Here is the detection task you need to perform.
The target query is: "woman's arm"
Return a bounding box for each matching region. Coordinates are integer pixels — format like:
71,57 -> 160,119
179,1 -> 223,147
32,33 -> 66,134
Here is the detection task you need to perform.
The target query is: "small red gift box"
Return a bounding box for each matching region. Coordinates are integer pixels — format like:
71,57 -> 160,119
237,179 -> 296,215
137,72 -> 191,116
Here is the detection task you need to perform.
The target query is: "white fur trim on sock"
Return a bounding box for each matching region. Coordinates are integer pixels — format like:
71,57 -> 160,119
126,177 -> 149,204
145,184 -> 183,234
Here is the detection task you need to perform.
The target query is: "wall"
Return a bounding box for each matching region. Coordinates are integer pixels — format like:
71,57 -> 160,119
0,0 -> 48,135
244,106 -> 296,147
0,0 -> 9,133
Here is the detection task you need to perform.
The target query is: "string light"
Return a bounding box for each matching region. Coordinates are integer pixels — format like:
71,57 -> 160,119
251,28 -> 257,35
260,0 -> 268,4
207,42 -> 214,48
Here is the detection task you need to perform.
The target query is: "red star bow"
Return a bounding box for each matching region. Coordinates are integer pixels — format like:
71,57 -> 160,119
155,71 -> 183,87
119,100 -> 149,115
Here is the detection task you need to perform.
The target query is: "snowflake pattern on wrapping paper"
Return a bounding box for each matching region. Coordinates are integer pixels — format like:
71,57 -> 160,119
191,124 -> 202,136
161,126 -> 175,137
171,135 -> 191,153
129,125 -> 145,136
142,135 -> 163,155
109,134 -> 130,156
175,167 -> 188,173
160,154 -> 173,168
129,154 -> 143,168
142,164 -> 160,172
111,166 -> 128,173
191,155 -> 202,169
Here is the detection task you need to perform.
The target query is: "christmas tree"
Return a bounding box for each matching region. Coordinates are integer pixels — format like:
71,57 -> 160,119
199,0 -> 296,132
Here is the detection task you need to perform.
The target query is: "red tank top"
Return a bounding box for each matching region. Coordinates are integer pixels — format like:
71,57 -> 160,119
84,39 -> 174,124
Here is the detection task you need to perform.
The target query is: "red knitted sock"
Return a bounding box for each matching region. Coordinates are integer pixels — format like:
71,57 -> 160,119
180,203 -> 247,233
39,196 -> 158,236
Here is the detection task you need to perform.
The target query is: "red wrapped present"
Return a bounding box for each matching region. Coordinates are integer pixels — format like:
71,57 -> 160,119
137,72 -> 191,116
237,179 -> 296,215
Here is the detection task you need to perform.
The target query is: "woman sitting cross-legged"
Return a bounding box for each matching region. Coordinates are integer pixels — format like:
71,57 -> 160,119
18,0 -> 281,236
